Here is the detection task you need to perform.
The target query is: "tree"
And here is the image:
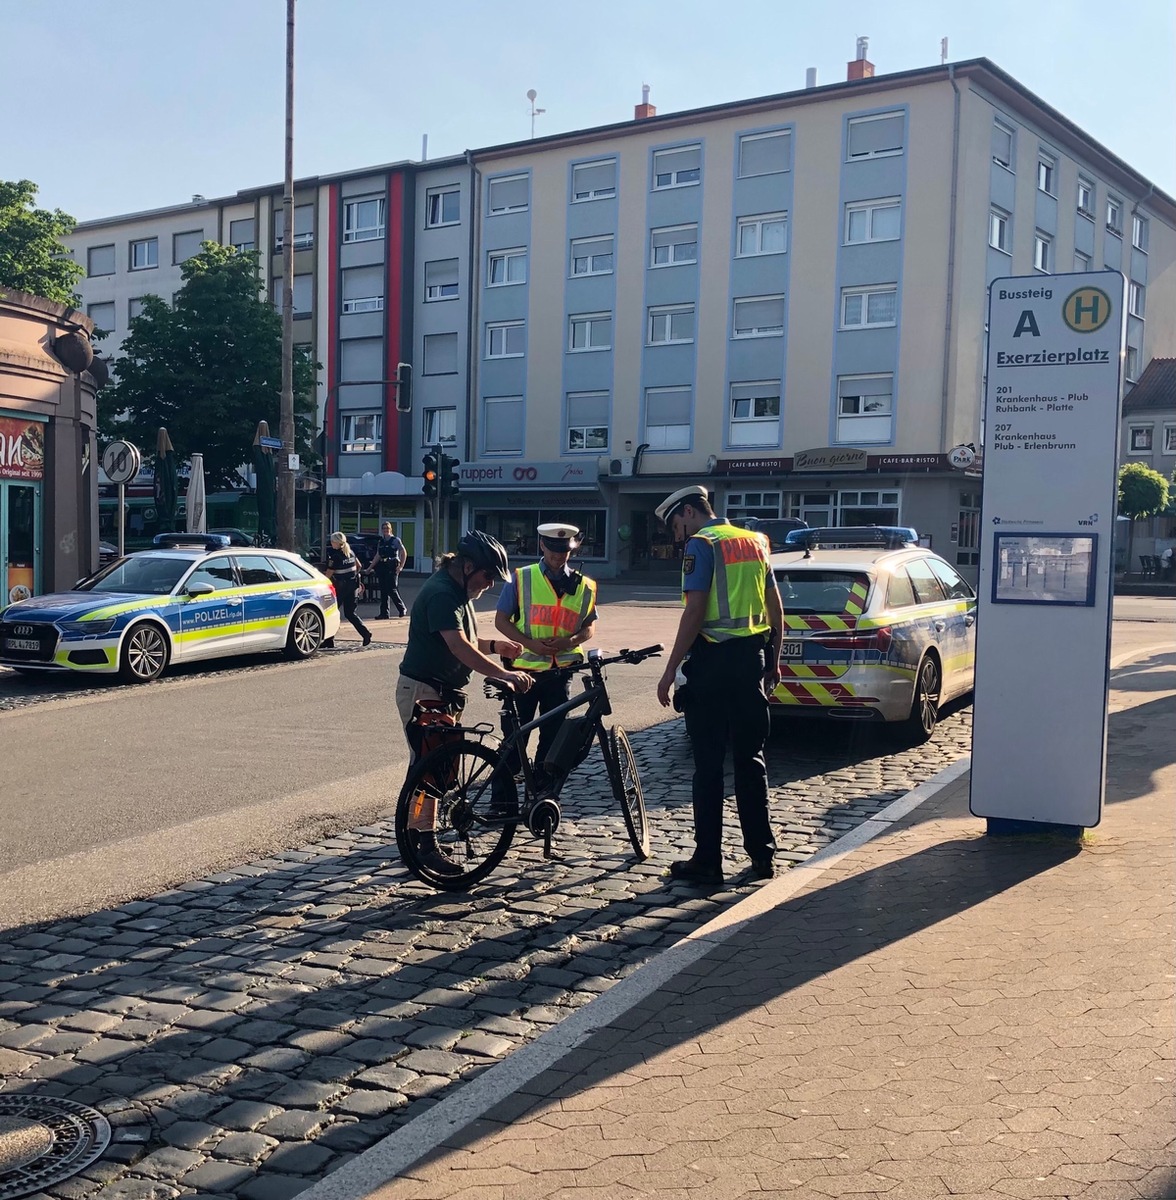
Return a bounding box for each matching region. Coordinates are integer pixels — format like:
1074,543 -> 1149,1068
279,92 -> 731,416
103,243 -> 319,490
1117,462 -> 1169,574
0,179 -> 85,305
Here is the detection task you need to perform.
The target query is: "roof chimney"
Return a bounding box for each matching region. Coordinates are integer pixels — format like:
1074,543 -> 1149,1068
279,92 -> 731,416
191,194 -> 206,204
847,35 -> 874,81
805,67 -> 817,88
634,83 -> 656,120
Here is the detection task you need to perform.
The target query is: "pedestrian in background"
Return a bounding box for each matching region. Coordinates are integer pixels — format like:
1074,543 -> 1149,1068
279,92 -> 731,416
325,531 -> 372,647
654,485 -> 784,886
373,521 -> 408,619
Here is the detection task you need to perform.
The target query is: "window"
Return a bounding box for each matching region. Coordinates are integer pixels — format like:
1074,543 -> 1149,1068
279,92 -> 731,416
343,196 -> 385,243
1074,250 -> 1091,272
836,374 -> 893,443
1164,425 -> 1176,454
184,558 -> 236,592
484,396 -> 523,454
341,413 -> 382,453
736,212 -> 788,257
488,247 -> 526,286
956,491 -> 981,568
424,258 -> 459,301
487,174 -> 529,214
1077,178 -> 1094,218
643,386 -> 692,449
992,121 -> 1014,170
841,285 -> 897,329
648,304 -> 695,345
173,230 -> 203,264
989,208 -> 1010,253
729,382 -> 781,447
128,297 -> 146,321
129,238 -> 158,270
1034,232 -> 1051,273
928,558 -> 975,601
1036,153 -> 1056,195
1129,282 -> 1146,318
422,332 -> 458,375
1132,214 -> 1149,252
570,235 -> 613,276
235,555 -> 283,587
572,159 -> 616,201
839,489 -> 900,531
887,571 -> 916,608
847,111 -> 905,160
566,391 -> 609,451
1106,195 -> 1123,235
273,273 -> 313,316
425,186 -> 460,227
273,204 -> 314,250
269,556 -> 313,582
424,407 -> 457,446
649,224 -> 698,267
738,130 -> 791,177
1129,426 -> 1152,453
569,312 -> 611,352
341,264 -> 384,313
86,244 -> 115,278
732,295 -> 785,338
906,559 -> 947,605
229,218 -> 255,252
87,301 -> 115,333
486,320 -> 525,358
652,144 -> 701,189
844,199 -> 901,244
339,337 -> 382,383
1125,345 -> 1140,382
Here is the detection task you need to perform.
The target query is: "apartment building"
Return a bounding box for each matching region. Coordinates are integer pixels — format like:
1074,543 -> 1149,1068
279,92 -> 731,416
65,54 -> 1176,578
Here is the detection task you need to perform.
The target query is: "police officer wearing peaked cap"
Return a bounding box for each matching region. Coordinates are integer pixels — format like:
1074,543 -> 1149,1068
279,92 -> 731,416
655,485 -> 785,885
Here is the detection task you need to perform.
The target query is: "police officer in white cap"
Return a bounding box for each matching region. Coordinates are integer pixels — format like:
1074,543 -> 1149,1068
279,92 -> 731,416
654,485 -> 784,885
495,522 -> 599,784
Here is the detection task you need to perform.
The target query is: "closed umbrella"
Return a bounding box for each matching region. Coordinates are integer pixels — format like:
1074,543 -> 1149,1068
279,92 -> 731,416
153,427 -> 178,534
186,452 -> 207,534
252,421 -> 277,544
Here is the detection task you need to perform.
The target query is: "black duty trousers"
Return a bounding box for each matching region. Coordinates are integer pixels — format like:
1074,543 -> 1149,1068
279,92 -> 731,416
376,568 -> 407,618
335,577 -> 371,640
681,634 -> 775,868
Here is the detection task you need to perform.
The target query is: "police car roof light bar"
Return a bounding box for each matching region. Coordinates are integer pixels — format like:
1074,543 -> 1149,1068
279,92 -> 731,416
152,533 -> 232,550
788,526 -> 917,551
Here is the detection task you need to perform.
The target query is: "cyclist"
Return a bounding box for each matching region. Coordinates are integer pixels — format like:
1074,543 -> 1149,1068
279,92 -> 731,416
397,531 -> 533,876
494,522 -> 598,790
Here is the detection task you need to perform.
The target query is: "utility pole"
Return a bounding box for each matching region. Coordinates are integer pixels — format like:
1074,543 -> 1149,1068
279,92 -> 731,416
277,0 -> 296,550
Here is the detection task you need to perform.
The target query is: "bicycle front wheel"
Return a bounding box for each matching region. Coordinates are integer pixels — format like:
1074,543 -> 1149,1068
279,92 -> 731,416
602,725 -> 650,860
394,740 -> 517,891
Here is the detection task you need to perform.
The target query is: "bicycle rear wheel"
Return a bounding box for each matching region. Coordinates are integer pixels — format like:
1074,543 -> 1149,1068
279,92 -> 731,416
394,739 -> 517,891
602,725 -> 650,860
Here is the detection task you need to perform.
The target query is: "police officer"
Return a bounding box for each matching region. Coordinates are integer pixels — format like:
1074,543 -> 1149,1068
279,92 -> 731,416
654,486 -> 784,885
495,523 -> 598,786
372,521 -> 408,619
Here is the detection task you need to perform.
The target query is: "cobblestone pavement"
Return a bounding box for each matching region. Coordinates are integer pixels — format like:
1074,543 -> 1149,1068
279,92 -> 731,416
0,709 -> 970,1200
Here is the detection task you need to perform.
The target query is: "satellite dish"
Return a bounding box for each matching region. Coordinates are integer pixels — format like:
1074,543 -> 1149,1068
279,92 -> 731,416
526,89 -> 537,101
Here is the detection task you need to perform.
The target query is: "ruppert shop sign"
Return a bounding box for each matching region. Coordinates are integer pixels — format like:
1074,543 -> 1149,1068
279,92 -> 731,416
458,460 -> 599,490
971,272 -> 1126,831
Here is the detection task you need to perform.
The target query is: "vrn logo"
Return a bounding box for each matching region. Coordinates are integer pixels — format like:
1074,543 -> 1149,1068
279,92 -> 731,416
1078,513 -> 1099,527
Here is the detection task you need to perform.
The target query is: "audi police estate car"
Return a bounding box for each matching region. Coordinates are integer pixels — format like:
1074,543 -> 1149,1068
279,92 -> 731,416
0,534 -> 340,684
770,527 -> 976,741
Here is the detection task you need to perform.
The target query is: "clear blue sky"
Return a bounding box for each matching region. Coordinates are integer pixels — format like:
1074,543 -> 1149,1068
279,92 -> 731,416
8,0 -> 1175,221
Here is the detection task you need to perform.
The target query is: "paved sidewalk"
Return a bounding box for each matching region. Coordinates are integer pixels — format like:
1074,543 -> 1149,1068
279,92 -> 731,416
360,692 -> 1175,1199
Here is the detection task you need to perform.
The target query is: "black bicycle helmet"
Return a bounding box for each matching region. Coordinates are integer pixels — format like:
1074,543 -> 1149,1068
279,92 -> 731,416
456,529 -> 510,581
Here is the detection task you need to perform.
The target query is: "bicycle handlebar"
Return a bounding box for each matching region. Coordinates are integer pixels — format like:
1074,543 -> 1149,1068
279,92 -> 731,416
484,643 -> 663,696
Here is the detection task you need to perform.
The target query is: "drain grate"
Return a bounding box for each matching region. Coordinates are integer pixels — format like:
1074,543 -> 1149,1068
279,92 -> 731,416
0,1096 -> 112,1200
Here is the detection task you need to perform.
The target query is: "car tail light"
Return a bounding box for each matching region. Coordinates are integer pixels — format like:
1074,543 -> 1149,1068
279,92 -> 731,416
812,626 -> 892,653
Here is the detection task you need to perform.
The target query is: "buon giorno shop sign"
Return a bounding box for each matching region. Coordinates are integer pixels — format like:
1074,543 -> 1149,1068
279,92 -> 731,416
0,416 -> 45,481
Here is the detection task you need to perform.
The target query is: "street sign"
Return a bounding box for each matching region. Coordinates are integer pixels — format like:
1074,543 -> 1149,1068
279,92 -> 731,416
102,440 -> 141,485
286,453 -> 300,471
259,435 -> 283,449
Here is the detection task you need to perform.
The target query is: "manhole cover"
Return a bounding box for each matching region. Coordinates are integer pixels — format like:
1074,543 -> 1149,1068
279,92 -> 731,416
0,1096 -> 111,1200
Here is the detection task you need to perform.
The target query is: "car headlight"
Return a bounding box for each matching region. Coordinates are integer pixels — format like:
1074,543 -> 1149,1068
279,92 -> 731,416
57,619 -> 117,636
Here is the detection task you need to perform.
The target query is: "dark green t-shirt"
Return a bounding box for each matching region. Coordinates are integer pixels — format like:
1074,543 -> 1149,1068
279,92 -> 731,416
400,567 -> 477,689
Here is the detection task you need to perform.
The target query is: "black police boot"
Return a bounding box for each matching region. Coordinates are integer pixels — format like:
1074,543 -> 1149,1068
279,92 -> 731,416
669,858 -> 724,886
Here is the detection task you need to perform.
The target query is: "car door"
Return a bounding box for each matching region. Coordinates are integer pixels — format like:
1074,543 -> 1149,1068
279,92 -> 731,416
176,556 -> 244,661
234,553 -> 296,649
927,557 -> 977,696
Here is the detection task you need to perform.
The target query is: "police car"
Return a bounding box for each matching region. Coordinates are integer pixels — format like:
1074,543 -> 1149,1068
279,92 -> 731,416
770,527 -> 976,741
0,534 -> 341,684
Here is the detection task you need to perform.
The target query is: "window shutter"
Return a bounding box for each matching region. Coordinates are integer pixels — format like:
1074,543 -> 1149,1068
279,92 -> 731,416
646,388 -> 692,425
88,245 -> 115,276
229,218 -> 255,246
343,265 -> 384,300
490,176 -> 529,211
848,113 -> 904,157
655,146 -> 701,176
339,338 -> 382,382
739,131 -> 790,176
423,333 -> 458,375
568,392 -> 609,426
736,297 -> 784,330
173,231 -> 203,262
293,204 -> 314,235
992,123 -> 1013,166
484,398 -> 523,452
574,160 -> 616,195
425,259 -> 459,288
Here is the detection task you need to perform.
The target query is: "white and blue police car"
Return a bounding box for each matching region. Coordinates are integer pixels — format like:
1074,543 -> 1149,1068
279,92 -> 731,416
0,534 -> 340,684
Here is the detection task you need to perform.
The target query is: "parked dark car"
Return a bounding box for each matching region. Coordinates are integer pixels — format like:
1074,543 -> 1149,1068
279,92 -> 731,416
207,527 -> 258,548
731,516 -> 808,551
344,533 -> 380,572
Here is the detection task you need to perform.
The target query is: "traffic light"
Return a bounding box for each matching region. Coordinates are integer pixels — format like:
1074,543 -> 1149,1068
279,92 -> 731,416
441,454 -> 461,498
422,450 -> 438,499
394,361 -> 412,414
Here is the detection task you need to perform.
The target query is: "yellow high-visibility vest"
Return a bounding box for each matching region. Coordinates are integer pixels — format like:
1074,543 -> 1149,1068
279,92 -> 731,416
508,563 -> 597,670
685,524 -> 771,642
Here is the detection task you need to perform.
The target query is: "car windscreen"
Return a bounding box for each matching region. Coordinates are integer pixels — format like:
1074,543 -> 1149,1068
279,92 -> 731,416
775,569 -> 871,615
81,554 -> 192,595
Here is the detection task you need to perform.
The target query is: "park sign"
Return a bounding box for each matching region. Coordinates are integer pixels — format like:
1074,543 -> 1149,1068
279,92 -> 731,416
970,272 -> 1126,832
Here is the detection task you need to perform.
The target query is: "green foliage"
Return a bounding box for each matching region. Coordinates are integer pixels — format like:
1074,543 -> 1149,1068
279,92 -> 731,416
1117,461 -> 1169,520
0,179 -> 85,305
103,243 -> 320,490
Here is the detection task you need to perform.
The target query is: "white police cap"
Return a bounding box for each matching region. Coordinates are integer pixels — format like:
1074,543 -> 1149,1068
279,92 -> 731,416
655,485 -> 708,525
537,522 -> 582,548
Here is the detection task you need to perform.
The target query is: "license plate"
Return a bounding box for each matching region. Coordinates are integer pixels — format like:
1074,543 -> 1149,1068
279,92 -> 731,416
780,640 -> 804,661
4,638 -> 39,651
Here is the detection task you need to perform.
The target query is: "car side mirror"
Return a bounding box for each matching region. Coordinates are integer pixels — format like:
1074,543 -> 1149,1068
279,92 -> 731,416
187,582 -> 216,597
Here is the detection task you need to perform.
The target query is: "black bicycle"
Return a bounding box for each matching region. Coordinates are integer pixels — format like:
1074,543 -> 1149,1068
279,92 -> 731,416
395,645 -> 662,891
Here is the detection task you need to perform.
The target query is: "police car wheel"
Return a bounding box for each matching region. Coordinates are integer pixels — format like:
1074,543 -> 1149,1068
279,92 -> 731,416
120,622 -> 170,683
900,655 -> 941,744
285,605 -> 324,659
